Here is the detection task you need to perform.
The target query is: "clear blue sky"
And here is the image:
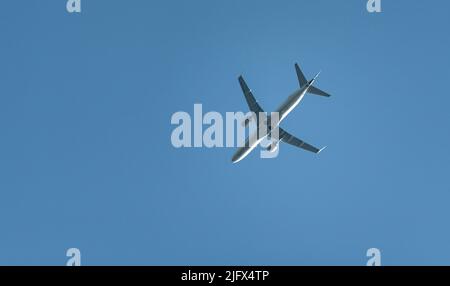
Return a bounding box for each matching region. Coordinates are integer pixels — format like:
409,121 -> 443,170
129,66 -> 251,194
1,0 -> 450,265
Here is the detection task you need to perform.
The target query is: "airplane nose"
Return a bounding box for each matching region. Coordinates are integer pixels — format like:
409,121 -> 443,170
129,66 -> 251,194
231,153 -> 240,163
231,148 -> 245,163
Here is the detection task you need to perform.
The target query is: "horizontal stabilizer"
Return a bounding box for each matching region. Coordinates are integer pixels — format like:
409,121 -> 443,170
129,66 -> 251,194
308,85 -> 331,97
295,63 -> 308,87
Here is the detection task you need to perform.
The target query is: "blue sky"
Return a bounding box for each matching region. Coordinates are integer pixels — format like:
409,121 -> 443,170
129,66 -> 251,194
0,0 -> 450,265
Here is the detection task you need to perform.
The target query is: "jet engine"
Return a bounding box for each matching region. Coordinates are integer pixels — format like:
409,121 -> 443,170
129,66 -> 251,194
241,114 -> 256,127
266,140 -> 280,153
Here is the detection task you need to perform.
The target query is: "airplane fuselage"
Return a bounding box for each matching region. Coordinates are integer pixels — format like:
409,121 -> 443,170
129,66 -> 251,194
231,84 -> 310,163
276,84 -> 309,122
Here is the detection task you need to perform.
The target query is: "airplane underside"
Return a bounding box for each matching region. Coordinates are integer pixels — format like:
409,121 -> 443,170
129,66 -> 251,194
232,63 -> 331,163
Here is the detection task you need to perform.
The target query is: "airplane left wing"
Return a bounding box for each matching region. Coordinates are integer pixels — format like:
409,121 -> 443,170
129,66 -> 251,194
279,128 -> 326,154
238,75 -> 264,113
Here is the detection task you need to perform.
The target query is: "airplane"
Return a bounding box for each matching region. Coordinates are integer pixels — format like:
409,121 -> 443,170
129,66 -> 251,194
231,63 -> 331,163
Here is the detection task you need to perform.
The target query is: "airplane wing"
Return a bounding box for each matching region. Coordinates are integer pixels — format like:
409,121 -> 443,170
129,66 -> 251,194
238,75 -> 264,113
279,128 -> 326,154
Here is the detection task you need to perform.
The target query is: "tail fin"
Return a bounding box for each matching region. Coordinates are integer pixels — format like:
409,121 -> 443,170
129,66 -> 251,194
307,69 -> 331,97
295,63 -> 308,87
295,63 -> 331,97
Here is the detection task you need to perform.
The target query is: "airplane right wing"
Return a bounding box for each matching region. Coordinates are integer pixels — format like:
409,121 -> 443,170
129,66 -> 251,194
279,128 -> 326,154
238,75 -> 264,113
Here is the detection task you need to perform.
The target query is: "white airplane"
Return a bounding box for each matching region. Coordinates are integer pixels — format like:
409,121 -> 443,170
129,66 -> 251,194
232,63 -> 331,163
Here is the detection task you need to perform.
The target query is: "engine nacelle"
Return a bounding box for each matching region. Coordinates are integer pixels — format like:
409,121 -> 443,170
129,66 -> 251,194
241,114 -> 255,127
266,141 -> 280,153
